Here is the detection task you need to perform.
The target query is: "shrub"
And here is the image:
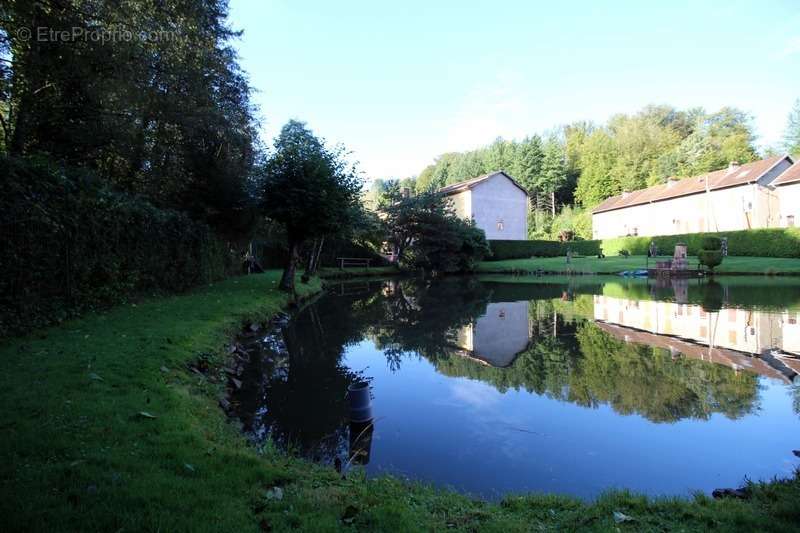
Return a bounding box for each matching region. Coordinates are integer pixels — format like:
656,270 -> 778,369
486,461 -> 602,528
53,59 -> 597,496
698,250 -> 723,272
0,157 -> 235,336
618,249 -> 630,257
488,239 -> 601,260
702,236 -> 723,251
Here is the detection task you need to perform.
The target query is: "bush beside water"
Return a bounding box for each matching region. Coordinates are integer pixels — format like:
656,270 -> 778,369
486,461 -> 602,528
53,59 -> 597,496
0,157 -> 235,336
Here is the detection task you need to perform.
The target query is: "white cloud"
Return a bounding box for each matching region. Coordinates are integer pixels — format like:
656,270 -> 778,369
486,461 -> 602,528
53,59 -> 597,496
448,379 -> 502,410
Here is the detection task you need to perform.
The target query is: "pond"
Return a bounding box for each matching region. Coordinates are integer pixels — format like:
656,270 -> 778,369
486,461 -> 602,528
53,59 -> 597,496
230,276 -> 800,500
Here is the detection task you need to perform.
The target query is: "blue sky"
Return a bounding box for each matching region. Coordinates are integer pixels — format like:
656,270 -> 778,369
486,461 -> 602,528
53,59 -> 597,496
228,0 -> 800,180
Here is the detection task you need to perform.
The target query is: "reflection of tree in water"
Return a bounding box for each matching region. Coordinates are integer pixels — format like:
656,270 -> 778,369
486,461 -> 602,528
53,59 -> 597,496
236,278 -> 493,462
572,323 -> 759,422
235,302 -> 366,463
367,278 -> 493,365
792,385 -> 800,417
434,317 -> 760,423
239,280 -> 765,463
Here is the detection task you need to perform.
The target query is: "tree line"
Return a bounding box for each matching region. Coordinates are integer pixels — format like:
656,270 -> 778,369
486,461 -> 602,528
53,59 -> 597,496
379,103 -> 800,240
5,2 -> 469,302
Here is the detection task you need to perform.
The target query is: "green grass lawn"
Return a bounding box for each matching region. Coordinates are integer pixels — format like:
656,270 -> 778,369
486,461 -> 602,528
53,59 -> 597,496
2,270 -> 799,531
478,255 -> 800,275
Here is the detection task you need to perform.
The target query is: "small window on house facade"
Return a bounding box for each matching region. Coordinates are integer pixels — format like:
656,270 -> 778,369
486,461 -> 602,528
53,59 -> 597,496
787,215 -> 795,228
496,220 -> 504,231
632,227 -> 638,236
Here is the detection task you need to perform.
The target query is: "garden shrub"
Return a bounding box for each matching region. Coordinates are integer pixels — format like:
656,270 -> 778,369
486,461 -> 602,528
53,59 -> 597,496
488,239 -> 601,260
701,236 -> 723,251
0,157 -> 235,336
698,250 -> 723,272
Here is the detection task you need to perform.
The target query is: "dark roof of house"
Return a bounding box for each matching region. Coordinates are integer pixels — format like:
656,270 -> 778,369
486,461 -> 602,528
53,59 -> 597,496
592,155 -> 794,214
438,171 -> 529,197
773,162 -> 800,186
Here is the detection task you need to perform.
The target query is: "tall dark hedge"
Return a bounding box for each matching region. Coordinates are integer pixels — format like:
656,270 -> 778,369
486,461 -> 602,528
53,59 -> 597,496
0,157 -> 234,336
488,239 -> 601,260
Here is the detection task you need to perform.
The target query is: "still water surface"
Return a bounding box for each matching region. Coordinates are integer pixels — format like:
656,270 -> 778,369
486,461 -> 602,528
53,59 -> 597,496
231,276 -> 800,499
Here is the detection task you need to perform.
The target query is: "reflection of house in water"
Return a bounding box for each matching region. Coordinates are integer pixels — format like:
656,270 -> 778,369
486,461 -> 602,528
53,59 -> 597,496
594,295 -> 800,383
456,301 -> 531,367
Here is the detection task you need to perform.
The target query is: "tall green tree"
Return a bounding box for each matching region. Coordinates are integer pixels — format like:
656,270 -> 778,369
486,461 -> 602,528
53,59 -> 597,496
2,0 -> 257,235
260,121 -> 362,291
783,98 -> 800,156
539,136 -> 568,215
513,135 -> 544,194
574,129 -> 619,207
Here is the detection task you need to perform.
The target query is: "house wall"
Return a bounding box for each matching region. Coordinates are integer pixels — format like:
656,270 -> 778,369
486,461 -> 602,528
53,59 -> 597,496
777,183 -> 800,227
471,301 -> 530,367
593,295 -> 786,355
448,190 -> 472,220
592,184 -> 779,239
469,175 -> 528,240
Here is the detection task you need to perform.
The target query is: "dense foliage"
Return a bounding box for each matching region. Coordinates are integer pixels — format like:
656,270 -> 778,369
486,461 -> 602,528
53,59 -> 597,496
784,98 -> 800,156
0,0 -> 266,333
0,156 -> 233,336
378,187 -> 490,273
1,0 -> 258,234
259,120 -> 363,290
396,104 -> 777,240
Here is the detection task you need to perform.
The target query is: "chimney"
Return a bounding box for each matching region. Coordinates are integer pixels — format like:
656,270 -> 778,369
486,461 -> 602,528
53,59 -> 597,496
726,161 -> 740,174
621,190 -> 630,199
666,177 -> 678,188
401,187 -> 411,198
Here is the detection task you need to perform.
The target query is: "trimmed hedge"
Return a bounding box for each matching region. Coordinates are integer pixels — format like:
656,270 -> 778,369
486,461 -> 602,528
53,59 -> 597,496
489,228 -> 800,261
600,228 -> 800,258
0,157 -> 235,336
488,239 -> 601,260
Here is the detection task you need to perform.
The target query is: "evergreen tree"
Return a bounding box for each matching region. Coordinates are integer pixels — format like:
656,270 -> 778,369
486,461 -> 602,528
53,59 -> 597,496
783,99 -> 800,156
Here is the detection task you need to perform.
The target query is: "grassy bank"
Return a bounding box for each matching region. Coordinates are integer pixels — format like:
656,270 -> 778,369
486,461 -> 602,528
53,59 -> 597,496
478,255 -> 800,275
2,271 -> 799,531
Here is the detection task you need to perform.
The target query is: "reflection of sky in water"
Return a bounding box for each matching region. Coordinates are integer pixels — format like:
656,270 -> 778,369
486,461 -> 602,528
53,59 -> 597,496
237,279 -> 800,500
343,336 -> 800,500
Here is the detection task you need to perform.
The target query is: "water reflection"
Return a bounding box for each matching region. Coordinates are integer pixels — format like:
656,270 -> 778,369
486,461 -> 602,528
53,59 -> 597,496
230,276 -> 800,499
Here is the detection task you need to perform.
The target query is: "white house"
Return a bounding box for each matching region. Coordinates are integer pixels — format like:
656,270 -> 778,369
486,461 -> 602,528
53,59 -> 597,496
591,155 -> 795,239
455,301 -> 531,367
439,171 -> 529,240
773,161 -> 800,228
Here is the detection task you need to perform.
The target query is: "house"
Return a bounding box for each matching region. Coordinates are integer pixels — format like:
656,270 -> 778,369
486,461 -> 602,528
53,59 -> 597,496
439,171 -> 529,240
455,301 -> 531,367
591,155 -> 795,239
593,293 -> 799,383
772,161 -> 800,228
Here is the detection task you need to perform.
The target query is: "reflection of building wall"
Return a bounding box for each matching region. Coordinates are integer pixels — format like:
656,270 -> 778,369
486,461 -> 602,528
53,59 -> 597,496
457,301 -> 531,367
593,295 -> 790,355
782,311 -> 800,356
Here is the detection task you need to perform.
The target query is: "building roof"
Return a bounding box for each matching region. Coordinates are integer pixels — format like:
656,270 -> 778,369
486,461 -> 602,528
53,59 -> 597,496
773,161 -> 800,186
438,171 -> 529,197
595,321 -> 794,384
592,155 -> 794,214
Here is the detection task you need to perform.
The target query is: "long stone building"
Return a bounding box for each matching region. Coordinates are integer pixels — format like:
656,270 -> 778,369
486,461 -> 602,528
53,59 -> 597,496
591,155 -> 797,239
